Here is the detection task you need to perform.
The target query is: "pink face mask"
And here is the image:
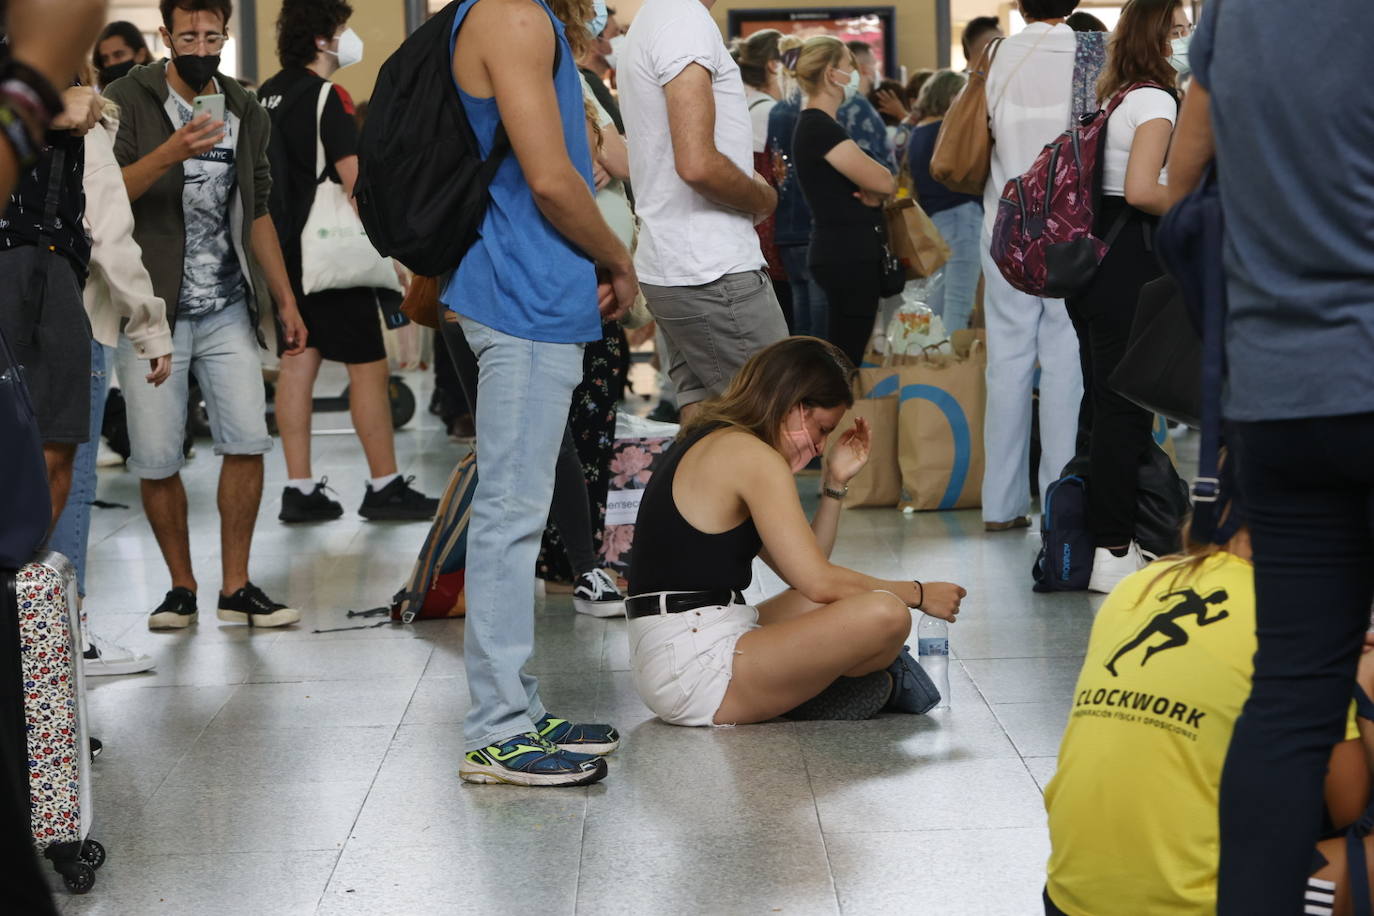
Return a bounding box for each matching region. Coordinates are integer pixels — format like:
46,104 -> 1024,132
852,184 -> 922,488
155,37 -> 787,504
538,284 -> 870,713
781,408 -> 821,473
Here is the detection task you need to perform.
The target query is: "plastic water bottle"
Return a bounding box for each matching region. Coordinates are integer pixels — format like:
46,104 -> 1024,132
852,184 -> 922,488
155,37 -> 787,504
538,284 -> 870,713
917,616 -> 951,709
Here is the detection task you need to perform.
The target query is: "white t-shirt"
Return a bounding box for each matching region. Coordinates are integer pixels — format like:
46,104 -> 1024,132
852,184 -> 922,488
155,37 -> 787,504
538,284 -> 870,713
1102,87 -> 1177,196
982,22 -> 1078,240
618,0 -> 763,286
744,85 -> 776,153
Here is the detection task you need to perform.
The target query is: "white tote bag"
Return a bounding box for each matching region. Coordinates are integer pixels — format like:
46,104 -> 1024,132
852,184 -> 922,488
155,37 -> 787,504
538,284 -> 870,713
299,83 -> 400,295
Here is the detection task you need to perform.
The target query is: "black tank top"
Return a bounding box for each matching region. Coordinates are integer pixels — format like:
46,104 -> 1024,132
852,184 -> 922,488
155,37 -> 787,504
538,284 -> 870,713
627,424 -> 762,596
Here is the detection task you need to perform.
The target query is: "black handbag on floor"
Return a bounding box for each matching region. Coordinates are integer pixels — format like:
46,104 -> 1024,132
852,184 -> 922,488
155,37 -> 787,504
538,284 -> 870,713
1108,275 -> 1202,428
0,323 -> 51,569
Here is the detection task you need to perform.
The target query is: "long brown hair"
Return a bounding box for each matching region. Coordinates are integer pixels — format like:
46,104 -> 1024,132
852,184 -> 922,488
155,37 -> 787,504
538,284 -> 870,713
681,337 -> 856,450
1097,0 -> 1180,102
548,0 -> 594,58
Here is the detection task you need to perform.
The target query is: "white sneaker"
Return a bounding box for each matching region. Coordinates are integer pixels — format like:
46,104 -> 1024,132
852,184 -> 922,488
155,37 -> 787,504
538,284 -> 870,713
82,631 -> 156,677
96,442 -> 124,468
1088,544 -> 1147,595
572,569 -> 626,618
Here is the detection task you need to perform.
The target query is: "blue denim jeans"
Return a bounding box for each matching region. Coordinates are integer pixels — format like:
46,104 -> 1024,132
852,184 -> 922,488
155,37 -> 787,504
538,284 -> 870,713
927,201 -> 984,332
777,244 -> 828,339
458,314 -> 585,750
48,339 -> 112,597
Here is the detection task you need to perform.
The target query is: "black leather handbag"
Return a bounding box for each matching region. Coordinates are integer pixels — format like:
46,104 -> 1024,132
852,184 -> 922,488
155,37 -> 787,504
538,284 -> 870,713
0,322 -> 51,569
879,244 -> 907,298
1108,274 -> 1202,428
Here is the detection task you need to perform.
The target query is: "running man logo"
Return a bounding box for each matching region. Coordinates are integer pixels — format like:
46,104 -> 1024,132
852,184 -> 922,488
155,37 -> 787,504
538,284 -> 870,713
1104,588 -> 1230,677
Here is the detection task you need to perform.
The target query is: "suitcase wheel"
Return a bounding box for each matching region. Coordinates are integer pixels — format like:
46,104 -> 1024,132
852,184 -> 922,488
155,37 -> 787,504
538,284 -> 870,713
79,839 -> 107,870
58,860 -> 96,894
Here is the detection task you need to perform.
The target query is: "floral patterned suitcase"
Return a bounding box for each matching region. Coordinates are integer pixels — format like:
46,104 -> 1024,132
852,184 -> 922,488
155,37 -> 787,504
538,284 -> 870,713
11,550 -> 106,893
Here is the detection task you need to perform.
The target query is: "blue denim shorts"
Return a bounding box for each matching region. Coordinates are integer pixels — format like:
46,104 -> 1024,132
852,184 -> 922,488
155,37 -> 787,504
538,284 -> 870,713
116,300 -> 271,479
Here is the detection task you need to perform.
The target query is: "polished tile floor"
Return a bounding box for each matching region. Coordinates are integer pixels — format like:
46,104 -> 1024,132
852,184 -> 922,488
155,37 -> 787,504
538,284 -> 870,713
56,364 -> 1191,915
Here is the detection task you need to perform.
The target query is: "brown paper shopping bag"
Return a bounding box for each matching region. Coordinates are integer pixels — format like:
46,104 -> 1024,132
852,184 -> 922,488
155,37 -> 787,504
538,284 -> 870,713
885,198 -> 951,279
824,397 -> 901,508
861,347 -> 987,511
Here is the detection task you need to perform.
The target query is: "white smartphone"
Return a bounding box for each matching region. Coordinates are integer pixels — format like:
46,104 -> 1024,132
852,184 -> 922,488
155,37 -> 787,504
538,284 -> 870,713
192,93 -> 225,123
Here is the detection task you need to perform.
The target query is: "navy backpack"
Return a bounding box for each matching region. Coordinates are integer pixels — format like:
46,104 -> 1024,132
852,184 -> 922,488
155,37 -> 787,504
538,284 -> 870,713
1032,474 -> 1093,592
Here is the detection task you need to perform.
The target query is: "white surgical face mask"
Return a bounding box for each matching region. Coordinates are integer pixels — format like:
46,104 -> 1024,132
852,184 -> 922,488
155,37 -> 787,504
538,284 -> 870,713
832,67 -> 860,102
588,0 -> 608,41
330,28 -> 364,69
1168,35 -> 1191,75
605,33 -> 626,70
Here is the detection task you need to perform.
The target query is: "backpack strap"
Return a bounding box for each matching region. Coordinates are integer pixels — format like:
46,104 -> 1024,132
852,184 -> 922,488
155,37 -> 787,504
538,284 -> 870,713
22,144 -> 68,344
1188,163 -> 1226,542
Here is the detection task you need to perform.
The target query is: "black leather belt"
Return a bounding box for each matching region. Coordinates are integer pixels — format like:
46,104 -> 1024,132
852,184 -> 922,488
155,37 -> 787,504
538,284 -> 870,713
625,590 -> 745,619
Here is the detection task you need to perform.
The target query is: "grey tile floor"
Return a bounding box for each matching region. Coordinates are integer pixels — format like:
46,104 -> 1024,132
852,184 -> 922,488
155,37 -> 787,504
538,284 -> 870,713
57,364 -> 1194,915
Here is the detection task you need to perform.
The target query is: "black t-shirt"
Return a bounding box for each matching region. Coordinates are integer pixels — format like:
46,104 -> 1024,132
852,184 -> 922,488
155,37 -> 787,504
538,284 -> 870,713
905,121 -> 981,216
791,108 -> 884,266
0,131 -> 89,274
258,68 -> 359,287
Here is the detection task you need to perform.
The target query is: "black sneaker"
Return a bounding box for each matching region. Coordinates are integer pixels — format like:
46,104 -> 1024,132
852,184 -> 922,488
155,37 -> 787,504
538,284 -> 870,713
89,737 -> 103,762
148,587 -> 198,630
572,569 -> 626,618
359,475 -> 439,521
216,582 -> 301,628
278,478 -> 344,523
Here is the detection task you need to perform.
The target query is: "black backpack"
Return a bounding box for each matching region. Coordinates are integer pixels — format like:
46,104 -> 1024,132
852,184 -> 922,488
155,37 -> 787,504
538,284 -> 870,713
355,0 -> 558,277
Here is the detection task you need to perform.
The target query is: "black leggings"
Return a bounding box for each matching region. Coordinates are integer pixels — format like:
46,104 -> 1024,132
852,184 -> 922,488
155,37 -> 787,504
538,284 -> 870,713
1217,413 -> 1374,914
438,318 -> 599,576
810,259 -> 881,367
1065,197 -> 1162,547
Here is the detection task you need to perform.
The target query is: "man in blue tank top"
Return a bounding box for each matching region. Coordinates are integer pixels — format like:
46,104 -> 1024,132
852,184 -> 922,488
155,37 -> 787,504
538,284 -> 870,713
445,0 -> 637,788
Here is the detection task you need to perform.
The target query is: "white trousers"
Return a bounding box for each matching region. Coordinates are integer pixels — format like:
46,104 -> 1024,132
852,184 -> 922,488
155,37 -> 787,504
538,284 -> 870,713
979,243 -> 1083,523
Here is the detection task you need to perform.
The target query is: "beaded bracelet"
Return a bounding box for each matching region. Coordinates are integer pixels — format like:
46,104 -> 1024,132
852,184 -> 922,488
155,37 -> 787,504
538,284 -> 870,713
0,60 -> 64,169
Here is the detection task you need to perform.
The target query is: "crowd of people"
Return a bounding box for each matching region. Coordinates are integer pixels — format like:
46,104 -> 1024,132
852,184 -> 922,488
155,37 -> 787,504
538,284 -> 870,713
3,0 -> 1374,912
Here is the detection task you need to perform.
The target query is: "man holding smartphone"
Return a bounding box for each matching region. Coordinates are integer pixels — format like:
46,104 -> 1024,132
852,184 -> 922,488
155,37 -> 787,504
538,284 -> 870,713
104,0 -> 309,632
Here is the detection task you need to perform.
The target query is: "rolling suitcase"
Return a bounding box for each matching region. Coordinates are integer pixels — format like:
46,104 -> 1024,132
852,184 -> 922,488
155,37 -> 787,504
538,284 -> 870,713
10,549 -> 106,894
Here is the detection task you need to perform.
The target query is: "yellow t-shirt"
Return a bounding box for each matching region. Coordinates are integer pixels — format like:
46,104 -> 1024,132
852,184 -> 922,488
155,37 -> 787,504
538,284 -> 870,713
1045,552 -> 1358,915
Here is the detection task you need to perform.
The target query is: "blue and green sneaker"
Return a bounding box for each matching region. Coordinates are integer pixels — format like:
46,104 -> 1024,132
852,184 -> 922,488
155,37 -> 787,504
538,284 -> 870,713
460,732 -> 607,787
535,715 -> 621,756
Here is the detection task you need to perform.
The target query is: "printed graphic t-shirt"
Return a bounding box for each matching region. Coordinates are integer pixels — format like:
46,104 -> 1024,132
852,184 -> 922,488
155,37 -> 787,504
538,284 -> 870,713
1044,553 -> 1356,915
165,84 -> 245,317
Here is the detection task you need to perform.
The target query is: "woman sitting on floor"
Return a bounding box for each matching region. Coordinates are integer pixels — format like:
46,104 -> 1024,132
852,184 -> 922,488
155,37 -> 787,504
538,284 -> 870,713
625,336 -> 966,726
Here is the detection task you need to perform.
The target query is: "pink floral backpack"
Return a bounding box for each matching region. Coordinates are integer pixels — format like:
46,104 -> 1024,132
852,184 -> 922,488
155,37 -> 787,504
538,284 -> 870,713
990,82 -> 1167,299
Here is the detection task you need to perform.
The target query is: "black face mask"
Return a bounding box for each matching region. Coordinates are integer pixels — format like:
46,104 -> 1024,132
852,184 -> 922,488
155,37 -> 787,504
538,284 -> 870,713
98,59 -> 137,87
171,52 -> 221,92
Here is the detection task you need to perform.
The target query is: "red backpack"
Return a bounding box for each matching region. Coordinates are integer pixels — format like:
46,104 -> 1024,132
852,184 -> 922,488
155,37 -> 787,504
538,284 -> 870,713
990,82 -> 1166,299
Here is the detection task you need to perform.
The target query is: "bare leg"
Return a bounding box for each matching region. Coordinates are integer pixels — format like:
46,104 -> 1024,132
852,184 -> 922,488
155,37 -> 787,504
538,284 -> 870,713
345,358 -> 399,479
141,473 -> 197,593
219,455 -> 263,595
274,348 -> 323,481
43,442 -> 76,531
714,590 -> 911,725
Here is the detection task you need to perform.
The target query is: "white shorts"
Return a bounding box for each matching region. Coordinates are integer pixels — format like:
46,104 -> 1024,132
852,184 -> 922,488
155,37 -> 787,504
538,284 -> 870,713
628,598 -> 760,727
